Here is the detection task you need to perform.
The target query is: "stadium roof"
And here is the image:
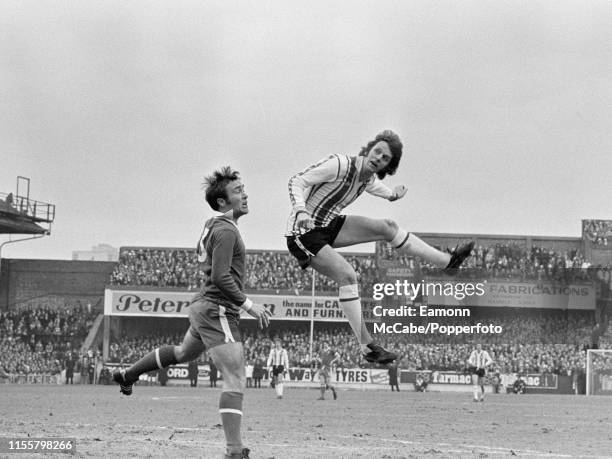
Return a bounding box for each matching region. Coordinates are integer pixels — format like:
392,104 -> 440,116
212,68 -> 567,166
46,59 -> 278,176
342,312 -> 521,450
0,214 -> 47,235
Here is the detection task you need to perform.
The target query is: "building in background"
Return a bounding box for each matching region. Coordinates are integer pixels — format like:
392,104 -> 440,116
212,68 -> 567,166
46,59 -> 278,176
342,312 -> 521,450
72,244 -> 119,262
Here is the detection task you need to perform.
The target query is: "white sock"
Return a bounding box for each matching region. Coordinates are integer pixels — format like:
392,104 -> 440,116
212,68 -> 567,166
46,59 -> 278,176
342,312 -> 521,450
390,228 -> 410,248
473,386 -> 480,400
393,231 -> 450,267
278,383 -> 284,396
339,284 -> 373,352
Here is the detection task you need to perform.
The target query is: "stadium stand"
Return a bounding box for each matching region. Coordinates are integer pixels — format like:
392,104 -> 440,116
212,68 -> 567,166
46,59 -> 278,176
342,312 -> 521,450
109,244 -> 603,293
0,306 -> 97,377
2,233 -> 610,385
107,310 -> 595,375
100,239 -> 611,379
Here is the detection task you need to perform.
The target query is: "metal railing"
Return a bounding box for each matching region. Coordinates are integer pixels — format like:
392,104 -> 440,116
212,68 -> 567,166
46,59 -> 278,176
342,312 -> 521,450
0,192 -> 55,223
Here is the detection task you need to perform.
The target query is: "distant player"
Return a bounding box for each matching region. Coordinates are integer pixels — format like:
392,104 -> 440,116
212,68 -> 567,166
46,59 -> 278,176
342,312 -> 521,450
113,167 -> 271,459
388,360 -> 400,392
467,343 -> 493,402
312,342 -> 339,400
267,338 -> 289,399
286,130 -> 474,365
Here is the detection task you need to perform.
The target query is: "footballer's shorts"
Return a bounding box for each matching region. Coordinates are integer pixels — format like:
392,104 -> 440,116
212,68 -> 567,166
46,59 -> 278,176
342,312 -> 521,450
188,299 -> 242,349
272,365 -> 285,377
272,365 -> 285,382
469,367 -> 486,378
318,368 -> 331,386
286,215 -> 347,269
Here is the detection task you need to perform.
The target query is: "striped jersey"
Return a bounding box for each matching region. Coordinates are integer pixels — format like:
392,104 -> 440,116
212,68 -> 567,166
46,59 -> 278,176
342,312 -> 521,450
267,347 -> 289,368
286,154 -> 395,236
467,349 -> 493,369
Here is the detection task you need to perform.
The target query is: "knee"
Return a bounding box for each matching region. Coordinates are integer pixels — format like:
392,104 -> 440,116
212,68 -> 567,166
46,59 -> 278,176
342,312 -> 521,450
337,268 -> 358,285
338,270 -> 357,285
174,347 -> 187,362
223,371 -> 246,393
175,346 -> 197,363
381,218 -> 399,239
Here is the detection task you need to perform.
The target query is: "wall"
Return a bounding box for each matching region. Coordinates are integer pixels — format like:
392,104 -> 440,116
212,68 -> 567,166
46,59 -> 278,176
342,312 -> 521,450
0,259 -> 115,311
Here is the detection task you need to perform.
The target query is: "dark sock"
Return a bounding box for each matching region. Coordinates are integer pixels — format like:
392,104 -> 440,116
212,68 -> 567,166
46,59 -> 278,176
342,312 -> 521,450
126,346 -> 178,382
219,391 -> 244,455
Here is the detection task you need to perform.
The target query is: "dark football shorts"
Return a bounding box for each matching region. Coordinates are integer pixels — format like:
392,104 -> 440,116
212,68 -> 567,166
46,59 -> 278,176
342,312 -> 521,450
469,367 -> 486,378
188,299 -> 242,349
286,215 -> 347,269
272,365 -> 285,376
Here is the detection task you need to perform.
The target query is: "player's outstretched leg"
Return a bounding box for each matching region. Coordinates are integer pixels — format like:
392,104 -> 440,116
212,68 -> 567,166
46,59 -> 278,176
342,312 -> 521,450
112,330 -> 204,395
387,226 -> 474,275
334,216 -> 475,274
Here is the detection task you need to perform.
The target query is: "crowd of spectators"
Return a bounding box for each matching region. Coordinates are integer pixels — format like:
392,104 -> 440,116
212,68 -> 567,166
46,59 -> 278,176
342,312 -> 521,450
6,237 -> 611,381
108,310 -> 598,376
0,305 -> 97,375
583,220 -> 612,247
109,332 -> 188,364
109,248 -> 201,289
417,243 -> 595,283
109,243 -> 610,294
2,304 -> 606,380
109,247 -> 379,294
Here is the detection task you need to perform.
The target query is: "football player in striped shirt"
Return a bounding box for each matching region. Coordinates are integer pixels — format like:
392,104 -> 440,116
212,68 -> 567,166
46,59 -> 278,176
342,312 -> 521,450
286,130 -> 474,365
467,343 -> 493,402
113,167 -> 271,459
267,338 -> 289,399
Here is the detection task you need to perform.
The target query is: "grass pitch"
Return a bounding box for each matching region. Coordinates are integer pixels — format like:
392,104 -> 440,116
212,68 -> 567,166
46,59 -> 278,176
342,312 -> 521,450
1,384 -> 611,458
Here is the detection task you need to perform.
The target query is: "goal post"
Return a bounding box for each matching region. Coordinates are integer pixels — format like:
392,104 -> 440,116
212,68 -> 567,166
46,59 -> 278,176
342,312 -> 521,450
586,349 -> 612,396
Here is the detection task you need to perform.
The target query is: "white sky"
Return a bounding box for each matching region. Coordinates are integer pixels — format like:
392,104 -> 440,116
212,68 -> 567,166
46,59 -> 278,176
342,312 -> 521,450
1,0 -> 611,259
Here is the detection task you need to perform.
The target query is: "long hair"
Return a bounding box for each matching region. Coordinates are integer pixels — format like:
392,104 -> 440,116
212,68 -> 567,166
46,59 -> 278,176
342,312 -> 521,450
358,130 -> 403,179
202,166 -> 240,211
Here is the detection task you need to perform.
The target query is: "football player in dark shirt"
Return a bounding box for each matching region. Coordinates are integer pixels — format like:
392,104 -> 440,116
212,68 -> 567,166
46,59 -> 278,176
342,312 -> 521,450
113,167 -> 271,459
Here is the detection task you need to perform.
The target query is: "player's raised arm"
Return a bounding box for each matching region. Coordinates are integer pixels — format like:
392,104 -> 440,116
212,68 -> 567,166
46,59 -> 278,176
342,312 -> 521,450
365,177 -> 407,202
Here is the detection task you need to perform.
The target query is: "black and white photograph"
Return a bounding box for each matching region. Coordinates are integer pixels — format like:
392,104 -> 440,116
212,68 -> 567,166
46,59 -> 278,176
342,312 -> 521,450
1,1 -> 611,458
